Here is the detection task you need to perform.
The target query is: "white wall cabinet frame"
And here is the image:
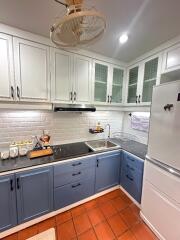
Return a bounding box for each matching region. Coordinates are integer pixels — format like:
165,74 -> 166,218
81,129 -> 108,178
13,37 -> 50,103
0,33 -> 15,101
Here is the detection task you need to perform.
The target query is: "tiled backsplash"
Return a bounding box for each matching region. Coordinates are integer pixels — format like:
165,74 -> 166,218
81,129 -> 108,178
0,110 -> 124,146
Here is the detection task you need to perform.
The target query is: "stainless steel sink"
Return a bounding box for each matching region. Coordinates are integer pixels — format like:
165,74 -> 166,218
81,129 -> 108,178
85,139 -> 119,152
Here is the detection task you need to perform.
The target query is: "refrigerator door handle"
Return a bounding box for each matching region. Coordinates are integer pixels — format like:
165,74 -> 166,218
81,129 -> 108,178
164,104 -> 174,111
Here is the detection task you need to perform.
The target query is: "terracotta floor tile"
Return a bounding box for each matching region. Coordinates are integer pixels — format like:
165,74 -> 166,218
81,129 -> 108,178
73,213 -> 92,235
129,203 -> 140,217
78,228 -> 97,240
2,233 -> 18,240
94,221 -> 115,240
120,207 -> 141,227
18,225 -> 38,240
57,219 -> 76,240
38,217 -> 56,233
107,213 -> 128,237
132,222 -> 158,240
120,194 -> 133,205
96,195 -> 109,205
100,201 -> 117,219
111,197 -> 129,212
84,200 -> 98,211
71,205 -> 86,218
117,230 -> 136,240
87,207 -> 105,226
105,190 -> 123,200
56,211 -> 72,225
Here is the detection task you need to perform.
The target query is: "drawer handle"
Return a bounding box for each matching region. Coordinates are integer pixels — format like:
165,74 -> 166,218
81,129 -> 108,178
10,179 -> 14,191
72,162 -> 82,166
126,164 -> 135,171
128,158 -> 135,162
72,171 -> 81,176
72,183 -> 81,188
126,174 -> 133,181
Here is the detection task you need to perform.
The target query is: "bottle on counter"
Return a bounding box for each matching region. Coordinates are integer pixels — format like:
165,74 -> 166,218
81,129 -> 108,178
96,121 -> 101,131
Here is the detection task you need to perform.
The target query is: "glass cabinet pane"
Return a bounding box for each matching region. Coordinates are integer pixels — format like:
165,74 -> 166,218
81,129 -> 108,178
127,66 -> 138,103
111,68 -> 124,103
142,57 -> 158,102
94,63 -> 108,102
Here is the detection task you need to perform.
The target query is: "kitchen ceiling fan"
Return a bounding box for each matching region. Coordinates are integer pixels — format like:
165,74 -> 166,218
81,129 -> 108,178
50,0 -> 106,47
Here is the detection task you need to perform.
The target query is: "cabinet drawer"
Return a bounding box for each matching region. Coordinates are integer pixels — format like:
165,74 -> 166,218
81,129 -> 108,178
54,178 -> 95,209
121,166 -> 143,203
54,167 -> 95,188
123,151 -> 144,172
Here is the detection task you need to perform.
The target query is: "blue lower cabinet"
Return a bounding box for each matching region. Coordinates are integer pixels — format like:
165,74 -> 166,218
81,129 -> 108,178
121,151 -> 144,203
0,174 -> 17,232
54,178 -> 95,209
16,167 -> 53,224
95,151 -> 121,193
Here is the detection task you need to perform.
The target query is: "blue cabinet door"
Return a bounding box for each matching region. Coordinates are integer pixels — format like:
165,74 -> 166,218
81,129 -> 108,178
121,151 -> 144,203
16,167 -> 53,224
0,174 -> 17,232
95,151 -> 121,193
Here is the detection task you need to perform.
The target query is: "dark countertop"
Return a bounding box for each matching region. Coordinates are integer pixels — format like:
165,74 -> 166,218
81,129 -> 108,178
110,138 -> 147,160
0,139 -> 147,174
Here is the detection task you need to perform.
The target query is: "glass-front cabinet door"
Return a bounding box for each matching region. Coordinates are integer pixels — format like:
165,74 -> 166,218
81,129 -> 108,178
127,66 -> 139,103
94,62 -> 108,103
111,67 -> 124,103
142,57 -> 158,103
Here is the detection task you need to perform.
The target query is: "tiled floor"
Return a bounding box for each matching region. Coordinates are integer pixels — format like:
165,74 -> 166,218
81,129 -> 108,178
3,189 -> 158,240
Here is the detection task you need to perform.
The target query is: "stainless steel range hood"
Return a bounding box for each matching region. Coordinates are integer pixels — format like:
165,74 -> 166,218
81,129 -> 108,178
53,104 -> 96,112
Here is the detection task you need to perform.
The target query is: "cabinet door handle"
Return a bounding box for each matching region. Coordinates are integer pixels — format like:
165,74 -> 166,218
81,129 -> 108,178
126,164 -> 135,171
11,86 -> 14,99
97,159 -> 99,167
107,95 -> 110,103
17,178 -> 20,189
72,171 -> 81,176
17,86 -> 20,100
70,91 -> 73,101
10,179 -> 14,191
110,96 -> 112,104
74,91 -> 76,101
72,162 -> 82,166
136,95 -> 138,104
126,174 -> 133,181
72,183 -> 81,188
138,95 -> 141,103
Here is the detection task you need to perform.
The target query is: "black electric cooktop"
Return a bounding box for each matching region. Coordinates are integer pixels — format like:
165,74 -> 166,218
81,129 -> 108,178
52,142 -> 93,160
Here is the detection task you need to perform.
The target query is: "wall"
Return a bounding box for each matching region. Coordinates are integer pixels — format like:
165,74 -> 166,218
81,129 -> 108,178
122,112 -> 149,144
0,110 -> 124,147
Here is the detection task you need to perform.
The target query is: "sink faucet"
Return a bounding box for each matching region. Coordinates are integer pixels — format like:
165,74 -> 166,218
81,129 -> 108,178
105,124 -> 111,138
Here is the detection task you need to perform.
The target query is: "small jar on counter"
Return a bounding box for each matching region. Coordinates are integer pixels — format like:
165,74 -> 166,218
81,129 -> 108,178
9,143 -> 19,158
0,146 -> 10,160
18,142 -> 28,157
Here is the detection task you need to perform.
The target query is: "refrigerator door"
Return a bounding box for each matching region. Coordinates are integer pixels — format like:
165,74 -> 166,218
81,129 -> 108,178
148,80 -> 180,170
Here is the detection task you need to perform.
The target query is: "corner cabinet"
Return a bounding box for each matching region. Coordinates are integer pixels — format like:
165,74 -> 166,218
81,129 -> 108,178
51,48 -> 92,104
0,33 -> 15,101
126,54 -> 162,105
95,151 -> 121,193
13,37 -> 50,102
0,174 -> 17,232
93,60 -> 125,105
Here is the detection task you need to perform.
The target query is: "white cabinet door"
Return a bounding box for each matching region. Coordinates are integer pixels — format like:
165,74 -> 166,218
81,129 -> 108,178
74,55 -> 92,103
0,33 -> 15,101
13,37 -> 50,102
51,48 -> 73,103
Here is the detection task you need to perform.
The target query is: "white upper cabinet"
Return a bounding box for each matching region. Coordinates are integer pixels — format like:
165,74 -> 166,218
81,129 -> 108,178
13,37 -> 50,102
93,60 -> 124,105
74,55 -> 92,103
51,48 -> 92,104
162,43 -> 180,73
0,33 -> 15,101
51,48 -> 73,103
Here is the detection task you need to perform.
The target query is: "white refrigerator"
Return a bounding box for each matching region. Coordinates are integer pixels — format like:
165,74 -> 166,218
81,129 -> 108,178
141,80 -> 180,240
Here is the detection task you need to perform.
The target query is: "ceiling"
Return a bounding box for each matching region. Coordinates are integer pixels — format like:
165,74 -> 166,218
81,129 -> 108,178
0,0 -> 180,62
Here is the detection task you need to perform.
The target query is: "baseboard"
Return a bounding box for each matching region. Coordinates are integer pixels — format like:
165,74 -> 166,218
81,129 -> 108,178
140,211 -> 165,240
119,186 -> 141,209
0,185 -> 119,238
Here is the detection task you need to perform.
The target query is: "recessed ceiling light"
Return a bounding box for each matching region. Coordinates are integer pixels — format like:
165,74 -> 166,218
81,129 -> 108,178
119,33 -> 128,44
